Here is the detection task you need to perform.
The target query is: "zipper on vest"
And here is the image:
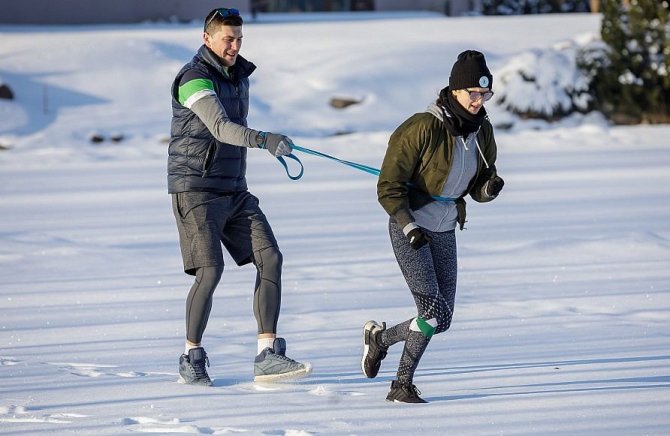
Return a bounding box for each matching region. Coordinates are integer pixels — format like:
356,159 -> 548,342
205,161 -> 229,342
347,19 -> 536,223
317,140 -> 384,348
202,143 -> 216,177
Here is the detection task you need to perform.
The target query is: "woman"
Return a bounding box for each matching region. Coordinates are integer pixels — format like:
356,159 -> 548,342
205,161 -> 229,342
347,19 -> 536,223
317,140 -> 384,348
362,50 -> 504,403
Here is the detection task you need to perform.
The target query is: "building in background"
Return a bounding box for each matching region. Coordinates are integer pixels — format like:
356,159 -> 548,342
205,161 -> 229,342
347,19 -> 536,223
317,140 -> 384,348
1,0 -> 596,25
0,0 -> 247,25
0,0 -> 482,24
253,0 -> 478,15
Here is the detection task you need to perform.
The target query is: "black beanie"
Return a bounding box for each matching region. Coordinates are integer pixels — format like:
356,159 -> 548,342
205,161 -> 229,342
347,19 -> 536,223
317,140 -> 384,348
448,50 -> 493,90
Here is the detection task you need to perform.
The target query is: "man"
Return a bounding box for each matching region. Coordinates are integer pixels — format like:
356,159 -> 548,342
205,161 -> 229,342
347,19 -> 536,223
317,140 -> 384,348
168,7 -> 310,385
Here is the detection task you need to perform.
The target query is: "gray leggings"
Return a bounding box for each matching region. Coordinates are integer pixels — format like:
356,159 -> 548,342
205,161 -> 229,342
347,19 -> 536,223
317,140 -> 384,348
185,246 -> 282,343
381,220 -> 458,383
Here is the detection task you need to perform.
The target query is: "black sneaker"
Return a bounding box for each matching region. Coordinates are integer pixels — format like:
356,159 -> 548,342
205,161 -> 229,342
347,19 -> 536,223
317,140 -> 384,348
386,380 -> 427,403
361,320 -> 388,378
178,347 -> 212,386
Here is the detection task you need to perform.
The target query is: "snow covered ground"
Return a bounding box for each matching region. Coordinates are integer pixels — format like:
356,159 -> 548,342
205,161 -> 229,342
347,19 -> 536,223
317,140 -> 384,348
1,11 -> 669,435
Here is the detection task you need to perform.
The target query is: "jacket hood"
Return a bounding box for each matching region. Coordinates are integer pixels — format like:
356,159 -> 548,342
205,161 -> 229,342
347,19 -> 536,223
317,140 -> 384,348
426,101 -> 446,122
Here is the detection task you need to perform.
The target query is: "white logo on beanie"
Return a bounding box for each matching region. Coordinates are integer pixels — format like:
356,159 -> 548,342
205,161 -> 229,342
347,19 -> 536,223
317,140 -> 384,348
479,76 -> 490,88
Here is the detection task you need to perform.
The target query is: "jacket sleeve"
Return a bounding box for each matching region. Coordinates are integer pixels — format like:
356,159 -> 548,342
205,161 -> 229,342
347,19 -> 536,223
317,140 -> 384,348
469,119 -> 501,203
377,115 -> 427,228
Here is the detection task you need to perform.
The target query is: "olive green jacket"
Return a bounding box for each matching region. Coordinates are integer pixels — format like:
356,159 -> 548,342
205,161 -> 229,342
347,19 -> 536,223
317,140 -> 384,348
377,111 -> 499,230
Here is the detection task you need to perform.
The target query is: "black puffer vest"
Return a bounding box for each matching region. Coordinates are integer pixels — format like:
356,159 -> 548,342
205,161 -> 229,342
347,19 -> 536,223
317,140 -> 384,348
168,45 -> 256,193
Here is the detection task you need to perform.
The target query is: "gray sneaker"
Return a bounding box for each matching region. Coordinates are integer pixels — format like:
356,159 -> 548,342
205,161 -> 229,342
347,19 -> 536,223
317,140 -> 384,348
254,338 -> 311,382
178,347 -> 212,386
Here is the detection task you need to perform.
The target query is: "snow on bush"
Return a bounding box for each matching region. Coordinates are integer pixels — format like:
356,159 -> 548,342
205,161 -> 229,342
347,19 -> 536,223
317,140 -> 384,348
493,37 -> 595,121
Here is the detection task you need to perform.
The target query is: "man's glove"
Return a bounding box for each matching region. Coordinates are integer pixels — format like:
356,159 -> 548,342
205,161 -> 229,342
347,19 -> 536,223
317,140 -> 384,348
403,223 -> 430,250
257,131 -> 293,157
486,175 -> 504,197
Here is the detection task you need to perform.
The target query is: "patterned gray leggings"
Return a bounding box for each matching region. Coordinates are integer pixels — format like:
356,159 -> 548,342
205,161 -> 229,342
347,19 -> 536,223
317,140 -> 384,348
381,220 -> 458,384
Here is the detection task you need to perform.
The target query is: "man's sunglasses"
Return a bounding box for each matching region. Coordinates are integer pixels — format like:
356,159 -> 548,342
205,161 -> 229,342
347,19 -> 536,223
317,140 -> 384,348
204,8 -> 240,31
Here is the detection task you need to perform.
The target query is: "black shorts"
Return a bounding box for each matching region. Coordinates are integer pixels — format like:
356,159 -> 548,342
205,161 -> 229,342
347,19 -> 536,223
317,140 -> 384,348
172,191 -> 278,275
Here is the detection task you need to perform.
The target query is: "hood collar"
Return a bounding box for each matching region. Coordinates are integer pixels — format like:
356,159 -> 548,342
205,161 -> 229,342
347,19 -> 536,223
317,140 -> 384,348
197,45 -> 256,80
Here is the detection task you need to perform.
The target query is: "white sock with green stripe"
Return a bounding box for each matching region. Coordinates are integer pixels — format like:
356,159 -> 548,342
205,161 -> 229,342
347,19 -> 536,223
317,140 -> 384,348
410,316 -> 437,338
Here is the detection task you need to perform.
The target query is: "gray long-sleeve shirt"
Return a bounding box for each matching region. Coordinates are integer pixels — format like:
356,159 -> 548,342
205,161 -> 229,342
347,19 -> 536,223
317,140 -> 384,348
188,94 -> 259,149
411,103 -> 479,232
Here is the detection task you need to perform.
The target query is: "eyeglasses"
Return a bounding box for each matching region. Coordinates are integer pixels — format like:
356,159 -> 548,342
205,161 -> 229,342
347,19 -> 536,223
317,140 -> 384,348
463,89 -> 494,102
204,8 -> 240,31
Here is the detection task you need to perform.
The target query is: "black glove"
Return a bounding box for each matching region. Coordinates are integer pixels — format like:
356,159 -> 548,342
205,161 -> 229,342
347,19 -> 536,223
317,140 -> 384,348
407,227 -> 430,250
258,131 -> 293,157
486,175 -> 504,197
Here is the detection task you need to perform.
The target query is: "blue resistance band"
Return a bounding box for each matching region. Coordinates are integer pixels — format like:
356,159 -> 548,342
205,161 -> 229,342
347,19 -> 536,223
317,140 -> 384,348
276,144 -> 455,202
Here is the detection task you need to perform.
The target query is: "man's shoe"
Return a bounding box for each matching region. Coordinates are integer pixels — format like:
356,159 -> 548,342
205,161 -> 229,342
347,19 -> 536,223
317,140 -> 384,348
361,320 -> 388,378
254,338 -> 311,382
178,347 -> 212,386
386,380 -> 427,403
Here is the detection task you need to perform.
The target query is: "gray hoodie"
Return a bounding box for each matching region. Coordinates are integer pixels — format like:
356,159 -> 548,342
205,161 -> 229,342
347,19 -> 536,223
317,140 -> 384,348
412,102 -> 480,232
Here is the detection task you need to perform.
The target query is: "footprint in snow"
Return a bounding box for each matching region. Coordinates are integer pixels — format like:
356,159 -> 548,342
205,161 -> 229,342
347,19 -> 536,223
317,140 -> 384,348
121,416 -> 246,434
0,357 -> 22,366
309,385 -> 365,398
0,404 -> 87,424
45,362 -> 165,378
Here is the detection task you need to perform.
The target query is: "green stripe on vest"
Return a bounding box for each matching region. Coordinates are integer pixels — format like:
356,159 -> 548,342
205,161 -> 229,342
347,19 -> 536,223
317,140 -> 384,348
416,316 -> 436,338
178,78 -> 214,105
